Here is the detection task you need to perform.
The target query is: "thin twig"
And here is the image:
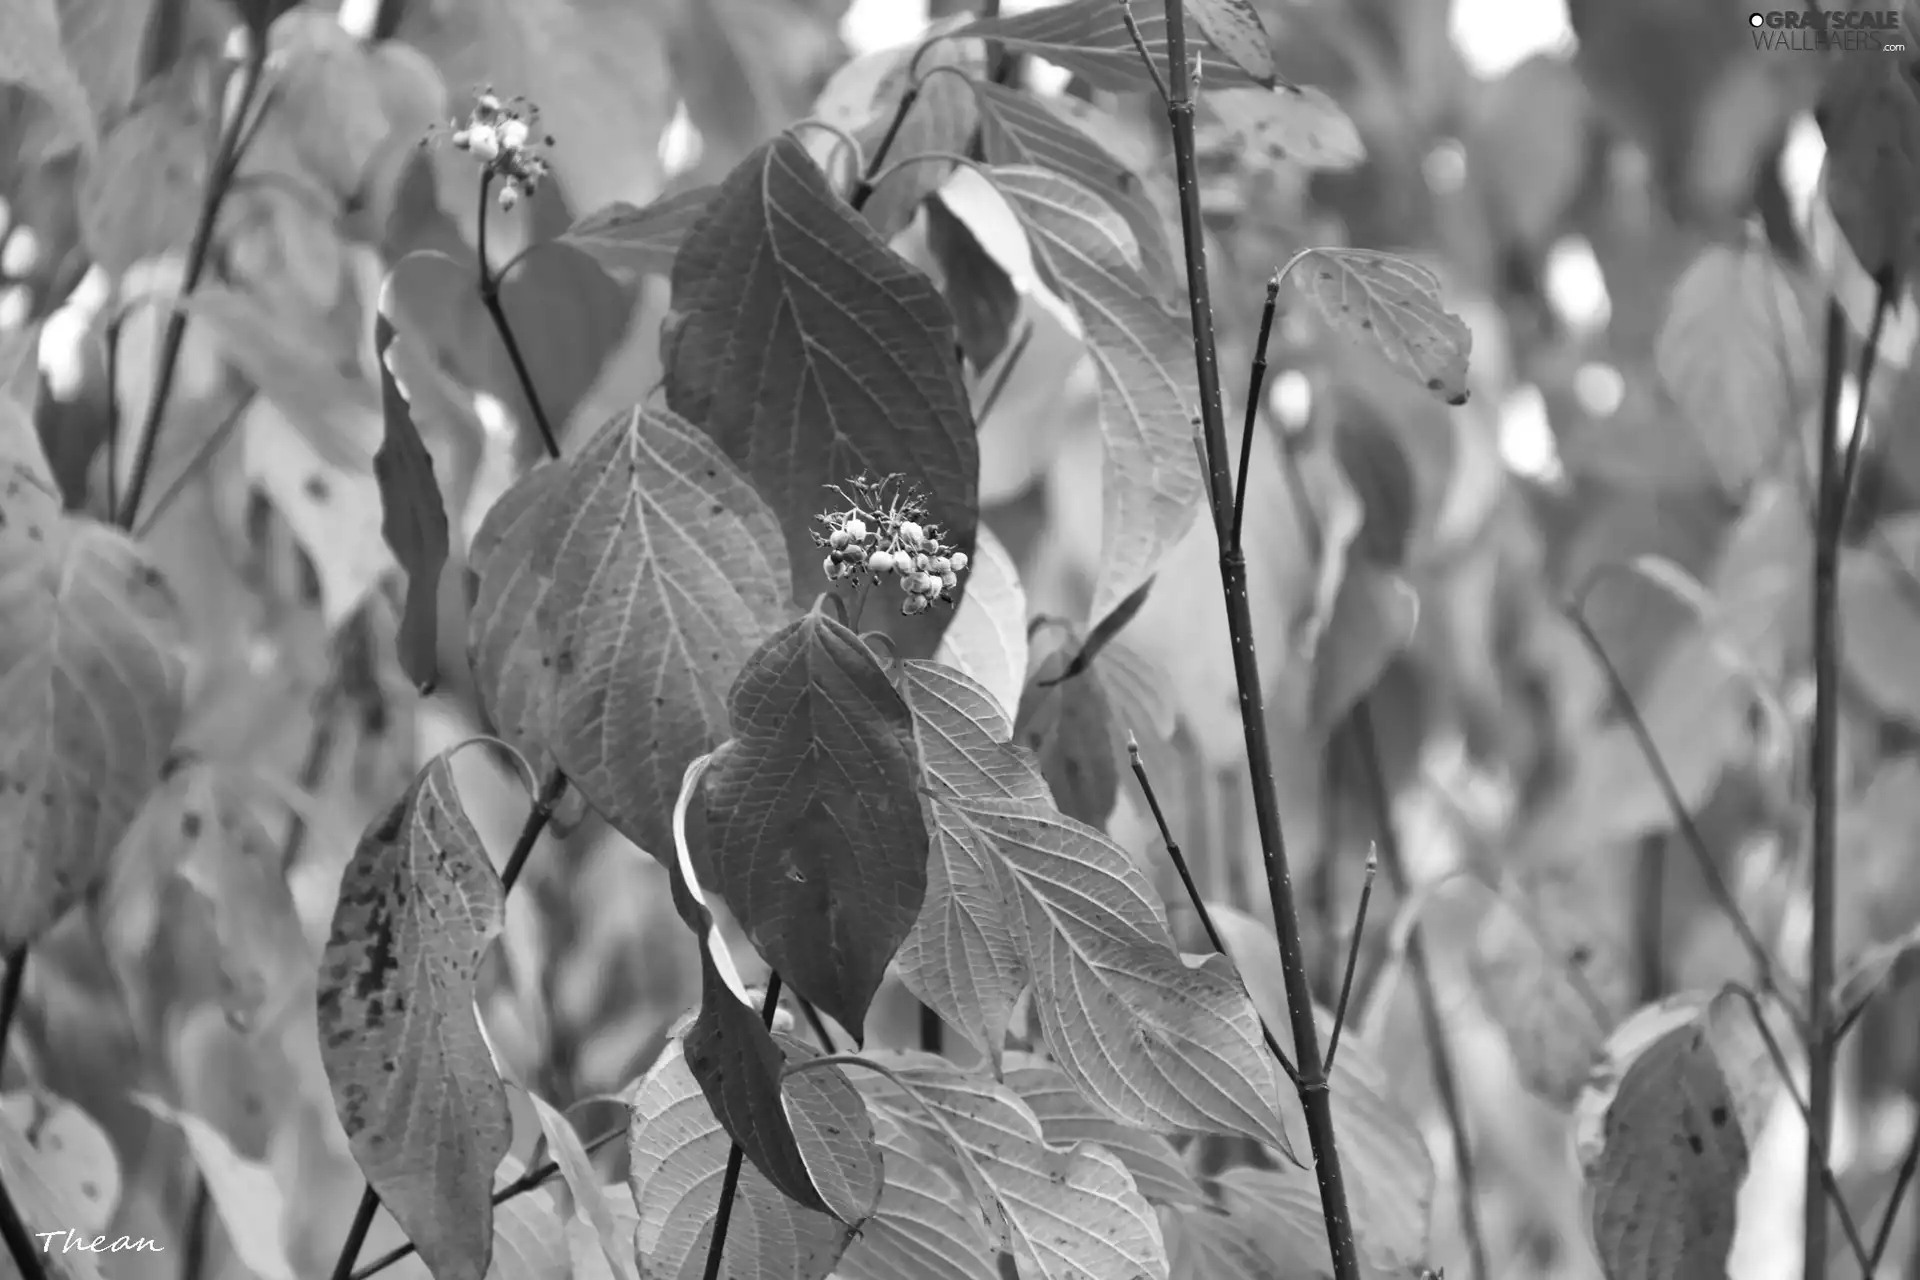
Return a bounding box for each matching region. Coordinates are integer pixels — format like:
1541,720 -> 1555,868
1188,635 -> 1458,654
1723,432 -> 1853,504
1838,270 -> 1893,521
117,33 -> 271,530
1805,299 -> 1848,1280
478,173 -> 562,459
0,949 -> 22,1069
1117,0 -> 1170,104
133,395 -> 248,539
1354,705 -> 1490,1280
179,1174 -> 211,1280
1231,275 -> 1280,551
703,978 -> 784,1280
796,994 -> 839,1054
1871,1104 -> 1920,1273
1127,740 -> 1300,1084
1151,5 -> 1363,1275
0,947 -> 34,1280
1321,849 -> 1375,1076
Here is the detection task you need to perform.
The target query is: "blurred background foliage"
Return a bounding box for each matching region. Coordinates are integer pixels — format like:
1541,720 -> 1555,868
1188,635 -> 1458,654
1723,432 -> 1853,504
5,0 -> 1920,1276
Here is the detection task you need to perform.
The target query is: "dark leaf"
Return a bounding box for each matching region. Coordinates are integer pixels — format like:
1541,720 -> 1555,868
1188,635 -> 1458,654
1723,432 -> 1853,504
371,311 -> 450,695
972,80 -> 1173,291
315,754 -> 512,1280
1309,565 -> 1418,730
987,165 -> 1202,620
704,608 -> 929,1040
1043,573 -> 1155,686
958,0 -> 1263,95
925,197 -> 1021,373
493,242 -> 639,445
663,133 -> 978,630
557,185 -> 717,284
530,403 -> 793,864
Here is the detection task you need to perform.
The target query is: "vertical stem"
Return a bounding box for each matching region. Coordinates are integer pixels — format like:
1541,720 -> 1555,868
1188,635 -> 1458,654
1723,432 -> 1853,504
1804,298 -> 1848,1280
0,950 -> 36,1280
1158,4 -> 1362,1275
0,949 -> 22,1068
179,1174 -> 212,1280
1634,834 -> 1664,1005
702,977 -> 785,1280
477,174 -> 562,460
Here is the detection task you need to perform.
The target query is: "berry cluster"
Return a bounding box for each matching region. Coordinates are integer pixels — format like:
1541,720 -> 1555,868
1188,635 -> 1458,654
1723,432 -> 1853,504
814,476 -> 970,617
446,89 -> 554,210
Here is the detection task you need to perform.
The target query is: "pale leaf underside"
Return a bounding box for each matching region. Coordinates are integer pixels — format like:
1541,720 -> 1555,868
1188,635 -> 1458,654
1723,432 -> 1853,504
1003,1056 -> 1204,1208
833,1108 -> 1001,1280
1292,248 -> 1472,406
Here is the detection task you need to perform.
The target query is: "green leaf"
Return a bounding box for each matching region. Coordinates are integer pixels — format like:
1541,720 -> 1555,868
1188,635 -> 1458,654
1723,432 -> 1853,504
627,1038 -> 857,1280
0,0 -> 96,158
860,1053 -> 1170,1280
953,798 -> 1293,1152
987,165 -> 1203,621
1309,565 -> 1418,730
1287,249 -> 1472,406
972,81 -> 1174,292
0,1109 -> 106,1280
316,753 -> 512,1280
1200,85 -> 1365,174
529,403 -> 792,865
0,464 -> 186,950
704,608 -> 928,1039
1580,1021 -> 1747,1280
558,186 -> 716,284
895,659 -> 1047,1067
1654,242 -> 1811,497
930,524 -> 1029,723
925,196 -> 1022,373
133,1093 -> 296,1280
75,61 -> 208,273
834,1107 -> 1001,1280
372,310 -> 450,695
1002,1054 -> 1205,1208
662,133 -> 979,625
467,458 -> 567,776
1014,642 -> 1122,827
1188,0 -> 1276,86
958,0 -> 1263,95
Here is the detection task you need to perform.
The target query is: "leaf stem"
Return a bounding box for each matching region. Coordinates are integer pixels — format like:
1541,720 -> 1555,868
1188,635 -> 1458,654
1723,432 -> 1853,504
478,172 -> 563,461
1320,848 -> 1375,1076
326,1186 -> 382,1280
1805,297 -> 1849,1280
0,948 -> 38,1280
1230,275 -> 1279,552
116,31 -> 270,531
0,948 -> 22,1069
1871,1103 -> 1920,1273
1837,270 -> 1893,519
1127,738 -> 1299,1085
850,84 -> 923,211
179,1172 -> 211,1280
1353,704 -> 1489,1280
1152,5 -> 1364,1275
1116,0 -> 1171,104
701,976 -> 784,1280
796,993 -> 840,1053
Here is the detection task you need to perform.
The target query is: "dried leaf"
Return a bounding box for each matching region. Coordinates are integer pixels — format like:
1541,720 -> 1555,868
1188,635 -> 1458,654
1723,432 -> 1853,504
1288,249 -> 1472,405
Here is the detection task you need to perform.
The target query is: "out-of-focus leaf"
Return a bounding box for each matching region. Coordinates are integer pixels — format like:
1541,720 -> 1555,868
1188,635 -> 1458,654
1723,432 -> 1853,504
557,186 -> 716,284
925,197 -> 1021,373
1166,1205 -> 1284,1280
75,62 -> 207,273
267,10 -> 392,200
852,24 -> 986,242
0,1093 -> 118,1234
1818,53 -> 1920,280
859,1053 -> 1170,1280
1287,249 -> 1472,405
1188,0 -> 1275,86
316,754 -> 512,1280
1654,242 -> 1812,497
895,659 -> 1045,1068
987,165 -> 1203,620
0,0 -> 96,158
528,402 -> 792,864
1200,86 -> 1364,174
1842,516 -> 1920,726
959,0 -> 1262,95
372,310 -> 451,694
494,242 -> 639,445
1014,641 -> 1121,827
1309,565 -> 1418,730
1046,574 -> 1155,687
835,1105 -> 1000,1280
663,134 -> 978,629
1002,1054 -> 1205,1208
467,458 -> 567,775
0,1109 -> 106,1280
703,607 -> 928,1040
0,460 -> 186,950
134,1093 -> 295,1280
513,1088 -> 636,1280
931,524 -> 1028,722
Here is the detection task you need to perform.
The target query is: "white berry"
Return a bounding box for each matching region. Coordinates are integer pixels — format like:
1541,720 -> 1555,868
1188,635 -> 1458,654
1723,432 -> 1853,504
844,517 -> 867,539
899,521 -> 924,549
949,551 -> 969,572
500,118 -> 530,150
467,122 -> 501,160
869,550 -> 895,574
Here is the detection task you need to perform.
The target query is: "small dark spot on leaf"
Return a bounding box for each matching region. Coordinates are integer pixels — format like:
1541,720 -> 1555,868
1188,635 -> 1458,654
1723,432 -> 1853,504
181,812 -> 203,840
1686,1132 -> 1703,1154
1711,1105 -> 1729,1128
1567,945 -> 1591,967
304,474 -> 331,502
1425,377 -> 1443,391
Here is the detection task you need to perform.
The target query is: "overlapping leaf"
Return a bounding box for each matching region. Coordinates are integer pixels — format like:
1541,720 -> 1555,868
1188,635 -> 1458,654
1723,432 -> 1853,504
528,403 -> 792,864
834,1108 -> 1001,1280
0,0 -> 97,158
959,0 -> 1262,94
1188,0 -> 1276,85
1287,249 -> 1472,406
1014,638 -> 1123,827
559,186 -> 717,283
859,1053 -> 1169,1280
663,133 -> 978,621
628,1038 -> 858,1280
516,1088 -> 637,1280
0,457 -> 186,950
467,457 -> 569,774
135,1094 -> 296,1280
925,198 -> 1022,373
894,660 -> 1045,1067
850,24 -> 986,242
0,1093 -> 118,1235
703,608 -> 928,1038
987,164 -> 1203,619
315,753 -> 512,1280
1002,1055 -> 1204,1208
372,310 -> 451,694
929,525 -> 1028,723
75,64 -> 206,272
972,81 -> 1173,288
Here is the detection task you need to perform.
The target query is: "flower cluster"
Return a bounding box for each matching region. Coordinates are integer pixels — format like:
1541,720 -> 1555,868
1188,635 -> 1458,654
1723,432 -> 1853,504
446,89 -> 554,210
814,475 -> 969,617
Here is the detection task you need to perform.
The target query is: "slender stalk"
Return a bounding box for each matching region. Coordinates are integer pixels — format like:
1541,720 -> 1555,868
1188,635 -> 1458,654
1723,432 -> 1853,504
1871,1104 -> 1920,1273
1804,299 -> 1848,1280
0,949 -> 22,1068
1117,0 -> 1171,104
1354,705 -> 1489,1280
1231,275 -> 1280,551
1154,5 -> 1363,1274
702,977 -> 784,1280
117,33 -> 270,530
1320,850 -> 1375,1076
1837,271 -> 1892,519
179,1174 -> 211,1280
795,994 -> 839,1053
1633,834 -> 1664,1004
850,84 -> 922,211
478,174 -> 561,459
